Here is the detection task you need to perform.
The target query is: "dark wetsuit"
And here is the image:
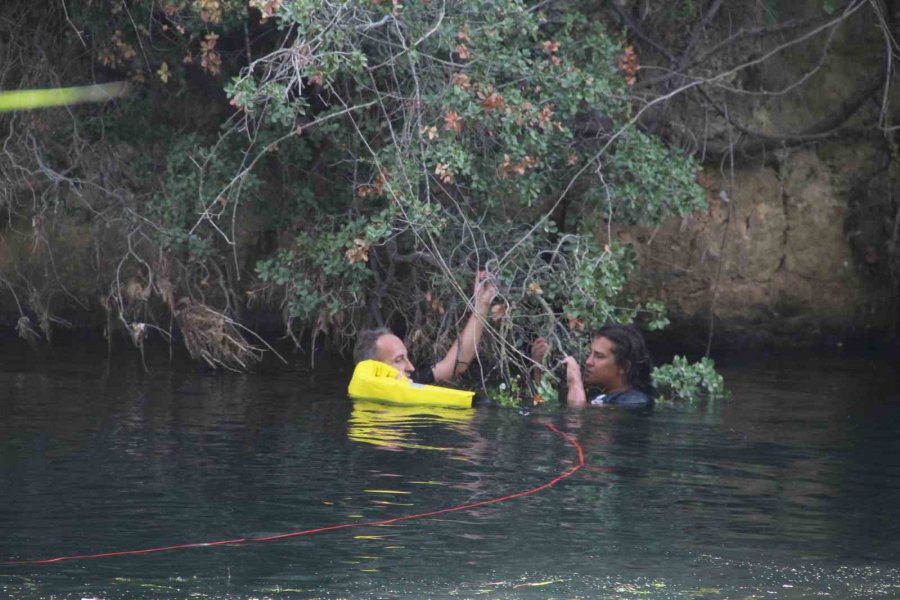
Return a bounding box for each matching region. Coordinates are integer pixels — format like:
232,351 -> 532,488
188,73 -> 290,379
411,365 -> 490,407
589,388 -> 653,408
410,366 -> 435,385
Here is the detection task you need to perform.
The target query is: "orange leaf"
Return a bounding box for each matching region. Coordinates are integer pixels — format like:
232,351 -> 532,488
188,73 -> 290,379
478,87 -> 506,111
452,73 -> 472,91
617,46 -> 640,86
499,154 -> 536,177
443,111 -> 463,134
537,103 -> 555,127
541,40 -> 560,53
345,239 -> 370,264
435,163 -> 455,184
457,23 -> 470,42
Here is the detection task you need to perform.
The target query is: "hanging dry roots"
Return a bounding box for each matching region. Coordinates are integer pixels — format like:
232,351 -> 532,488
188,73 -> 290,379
174,298 -> 263,371
16,316 -> 41,343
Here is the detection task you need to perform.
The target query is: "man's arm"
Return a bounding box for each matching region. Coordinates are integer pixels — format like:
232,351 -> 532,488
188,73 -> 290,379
431,272 -> 496,384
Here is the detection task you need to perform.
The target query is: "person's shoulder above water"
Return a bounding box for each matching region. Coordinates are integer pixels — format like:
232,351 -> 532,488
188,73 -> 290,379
589,388 -> 653,408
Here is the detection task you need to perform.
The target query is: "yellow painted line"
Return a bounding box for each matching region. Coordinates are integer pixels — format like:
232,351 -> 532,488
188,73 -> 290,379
353,535 -> 385,540
363,489 -> 411,494
371,500 -> 414,506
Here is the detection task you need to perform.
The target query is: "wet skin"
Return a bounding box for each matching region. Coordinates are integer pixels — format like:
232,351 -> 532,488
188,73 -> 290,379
374,333 -> 415,378
582,335 -> 627,393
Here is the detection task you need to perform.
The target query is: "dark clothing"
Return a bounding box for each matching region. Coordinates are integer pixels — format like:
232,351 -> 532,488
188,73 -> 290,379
411,364 -> 492,407
589,388 -> 653,408
410,365 -> 435,385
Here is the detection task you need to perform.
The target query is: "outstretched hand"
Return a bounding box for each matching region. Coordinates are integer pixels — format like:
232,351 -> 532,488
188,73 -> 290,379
474,270 -> 497,310
530,336 -> 586,406
561,355 -> 582,387
533,338 -> 580,385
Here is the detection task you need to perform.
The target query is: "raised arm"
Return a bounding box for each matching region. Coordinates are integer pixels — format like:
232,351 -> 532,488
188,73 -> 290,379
532,338 -> 587,407
431,272 -> 496,384
561,356 -> 587,407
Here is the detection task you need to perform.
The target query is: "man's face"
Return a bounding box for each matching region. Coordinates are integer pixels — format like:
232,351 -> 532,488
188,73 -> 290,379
583,335 -> 626,391
374,334 -> 415,378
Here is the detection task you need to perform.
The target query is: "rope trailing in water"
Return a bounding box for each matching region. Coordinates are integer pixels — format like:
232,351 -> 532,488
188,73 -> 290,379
5,423 -> 583,566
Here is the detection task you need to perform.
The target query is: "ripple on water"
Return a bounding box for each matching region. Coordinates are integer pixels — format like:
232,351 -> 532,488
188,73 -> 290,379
1,347 -> 899,597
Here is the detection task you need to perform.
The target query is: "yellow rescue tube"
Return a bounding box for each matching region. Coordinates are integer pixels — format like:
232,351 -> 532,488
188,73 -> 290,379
348,360 -> 475,408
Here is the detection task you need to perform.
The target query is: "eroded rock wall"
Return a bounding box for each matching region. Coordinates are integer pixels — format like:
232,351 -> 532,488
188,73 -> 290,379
612,148 -> 891,350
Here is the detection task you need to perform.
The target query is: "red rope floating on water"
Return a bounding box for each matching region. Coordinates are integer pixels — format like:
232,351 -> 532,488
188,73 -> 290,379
6,423 -> 583,566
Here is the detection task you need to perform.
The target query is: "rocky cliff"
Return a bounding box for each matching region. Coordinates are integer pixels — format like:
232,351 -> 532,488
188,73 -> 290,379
614,146 -> 893,350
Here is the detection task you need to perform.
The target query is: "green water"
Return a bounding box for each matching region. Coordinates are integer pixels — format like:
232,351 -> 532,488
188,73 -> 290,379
1,343 -> 899,599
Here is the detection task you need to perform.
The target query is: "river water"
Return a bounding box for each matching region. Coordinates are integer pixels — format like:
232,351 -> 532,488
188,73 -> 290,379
1,342 -> 899,599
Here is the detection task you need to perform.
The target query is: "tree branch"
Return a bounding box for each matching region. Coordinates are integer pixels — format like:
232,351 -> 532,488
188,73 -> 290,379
697,57 -> 887,157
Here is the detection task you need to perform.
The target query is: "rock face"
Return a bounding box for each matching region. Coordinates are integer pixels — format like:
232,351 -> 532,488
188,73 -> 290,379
612,149 -> 890,351
0,147 -> 891,349
601,0 -> 899,351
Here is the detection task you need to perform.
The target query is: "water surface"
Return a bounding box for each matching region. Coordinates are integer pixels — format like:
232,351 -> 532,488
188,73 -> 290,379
1,343 -> 899,598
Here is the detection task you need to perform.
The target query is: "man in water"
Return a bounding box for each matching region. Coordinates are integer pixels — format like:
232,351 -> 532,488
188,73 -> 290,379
532,323 -> 654,408
353,273 -> 497,384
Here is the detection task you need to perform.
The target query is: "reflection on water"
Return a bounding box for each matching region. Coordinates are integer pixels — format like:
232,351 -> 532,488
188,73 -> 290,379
1,343 -> 899,599
348,399 -> 474,453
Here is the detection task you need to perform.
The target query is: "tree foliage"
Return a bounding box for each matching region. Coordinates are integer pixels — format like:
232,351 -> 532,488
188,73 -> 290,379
7,0 -> 892,387
222,0 -> 705,379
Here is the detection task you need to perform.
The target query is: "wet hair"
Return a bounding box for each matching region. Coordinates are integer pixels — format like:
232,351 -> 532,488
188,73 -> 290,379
353,327 -> 394,364
593,323 -> 655,397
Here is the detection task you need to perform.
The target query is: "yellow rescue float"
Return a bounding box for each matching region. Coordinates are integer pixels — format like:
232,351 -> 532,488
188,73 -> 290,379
348,359 -> 475,408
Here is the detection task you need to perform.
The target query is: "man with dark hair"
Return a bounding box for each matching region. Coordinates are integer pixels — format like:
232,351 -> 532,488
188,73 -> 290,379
532,323 -> 654,408
353,273 -> 496,385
